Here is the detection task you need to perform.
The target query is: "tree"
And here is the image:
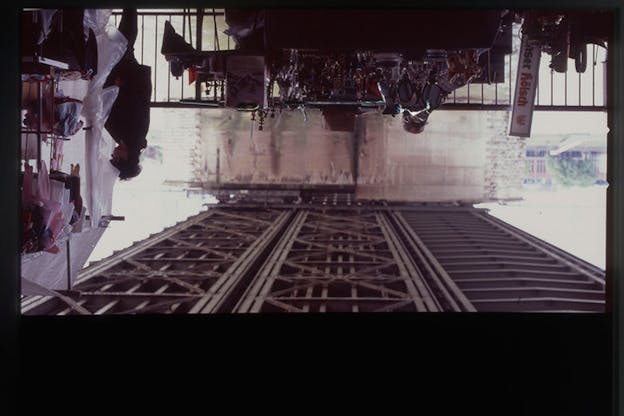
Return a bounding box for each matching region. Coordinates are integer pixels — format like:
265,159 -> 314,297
546,155 -> 596,187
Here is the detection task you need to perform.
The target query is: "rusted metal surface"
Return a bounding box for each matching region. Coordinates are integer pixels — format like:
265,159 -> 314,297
22,203 -> 605,314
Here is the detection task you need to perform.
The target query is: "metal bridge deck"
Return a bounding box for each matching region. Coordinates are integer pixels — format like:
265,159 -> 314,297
22,202 -> 605,314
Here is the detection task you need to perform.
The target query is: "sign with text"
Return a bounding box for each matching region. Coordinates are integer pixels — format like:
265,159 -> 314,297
509,37 -> 541,137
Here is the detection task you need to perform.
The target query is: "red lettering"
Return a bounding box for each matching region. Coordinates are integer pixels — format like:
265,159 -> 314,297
516,115 -> 526,125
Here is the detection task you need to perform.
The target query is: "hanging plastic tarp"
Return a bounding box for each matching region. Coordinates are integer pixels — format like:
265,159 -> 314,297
81,9 -> 127,227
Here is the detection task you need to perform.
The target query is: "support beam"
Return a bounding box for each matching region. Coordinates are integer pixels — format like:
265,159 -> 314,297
22,205 -> 606,315
189,210 -> 294,313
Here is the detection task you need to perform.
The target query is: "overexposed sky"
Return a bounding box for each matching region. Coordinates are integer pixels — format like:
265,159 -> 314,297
477,186 -> 606,269
86,158 -> 214,265
531,111 -> 608,136
481,109 -> 608,269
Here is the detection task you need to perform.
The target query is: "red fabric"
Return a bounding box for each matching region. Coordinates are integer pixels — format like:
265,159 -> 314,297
188,66 -> 197,85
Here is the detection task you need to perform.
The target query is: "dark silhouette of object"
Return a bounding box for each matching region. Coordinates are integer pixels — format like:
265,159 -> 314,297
224,9 -> 266,51
22,9 -> 98,76
161,20 -> 197,77
161,20 -> 196,56
104,9 -> 151,180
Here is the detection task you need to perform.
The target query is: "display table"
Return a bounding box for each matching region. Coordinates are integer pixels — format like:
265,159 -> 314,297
21,225 -> 107,292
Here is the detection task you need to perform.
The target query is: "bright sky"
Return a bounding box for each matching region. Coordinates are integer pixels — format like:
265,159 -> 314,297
478,111 -> 607,269
86,158 -> 215,265
477,186 -> 606,269
531,111 -> 608,136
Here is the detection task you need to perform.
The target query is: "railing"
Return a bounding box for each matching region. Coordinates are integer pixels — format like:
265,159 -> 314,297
446,27 -> 607,111
112,10 -> 607,112
111,9 -> 231,105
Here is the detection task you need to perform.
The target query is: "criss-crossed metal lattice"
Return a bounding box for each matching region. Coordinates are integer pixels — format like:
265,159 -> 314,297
22,204 -> 606,314
22,208 -> 287,315
233,209 -> 439,313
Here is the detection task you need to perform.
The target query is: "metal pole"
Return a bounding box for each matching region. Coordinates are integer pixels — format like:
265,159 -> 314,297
187,9 -> 193,47
508,52 -> 512,105
182,11 -> 186,99
564,70 -> 567,106
353,115 -> 360,185
195,8 -> 204,101
592,44 -> 595,106
551,69 -> 554,105
66,239 -> 71,290
579,71 -> 582,105
37,81 -> 42,169
216,147 -> 220,185
154,16 -> 158,102
213,8 -> 220,51
141,14 -> 144,64
167,14 -> 171,102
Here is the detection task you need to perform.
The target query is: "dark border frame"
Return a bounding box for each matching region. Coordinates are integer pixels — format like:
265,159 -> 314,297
4,1 -> 622,413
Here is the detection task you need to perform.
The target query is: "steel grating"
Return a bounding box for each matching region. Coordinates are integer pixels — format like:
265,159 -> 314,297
398,210 -> 606,312
21,204 -> 606,314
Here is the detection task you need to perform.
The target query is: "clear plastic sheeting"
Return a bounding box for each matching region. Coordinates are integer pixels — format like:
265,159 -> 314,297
81,8 -> 127,227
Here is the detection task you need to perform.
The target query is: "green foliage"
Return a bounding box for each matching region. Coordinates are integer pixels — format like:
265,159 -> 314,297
546,155 -> 596,187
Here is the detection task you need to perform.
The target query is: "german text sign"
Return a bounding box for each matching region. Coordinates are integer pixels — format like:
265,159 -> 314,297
509,37 -> 541,137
